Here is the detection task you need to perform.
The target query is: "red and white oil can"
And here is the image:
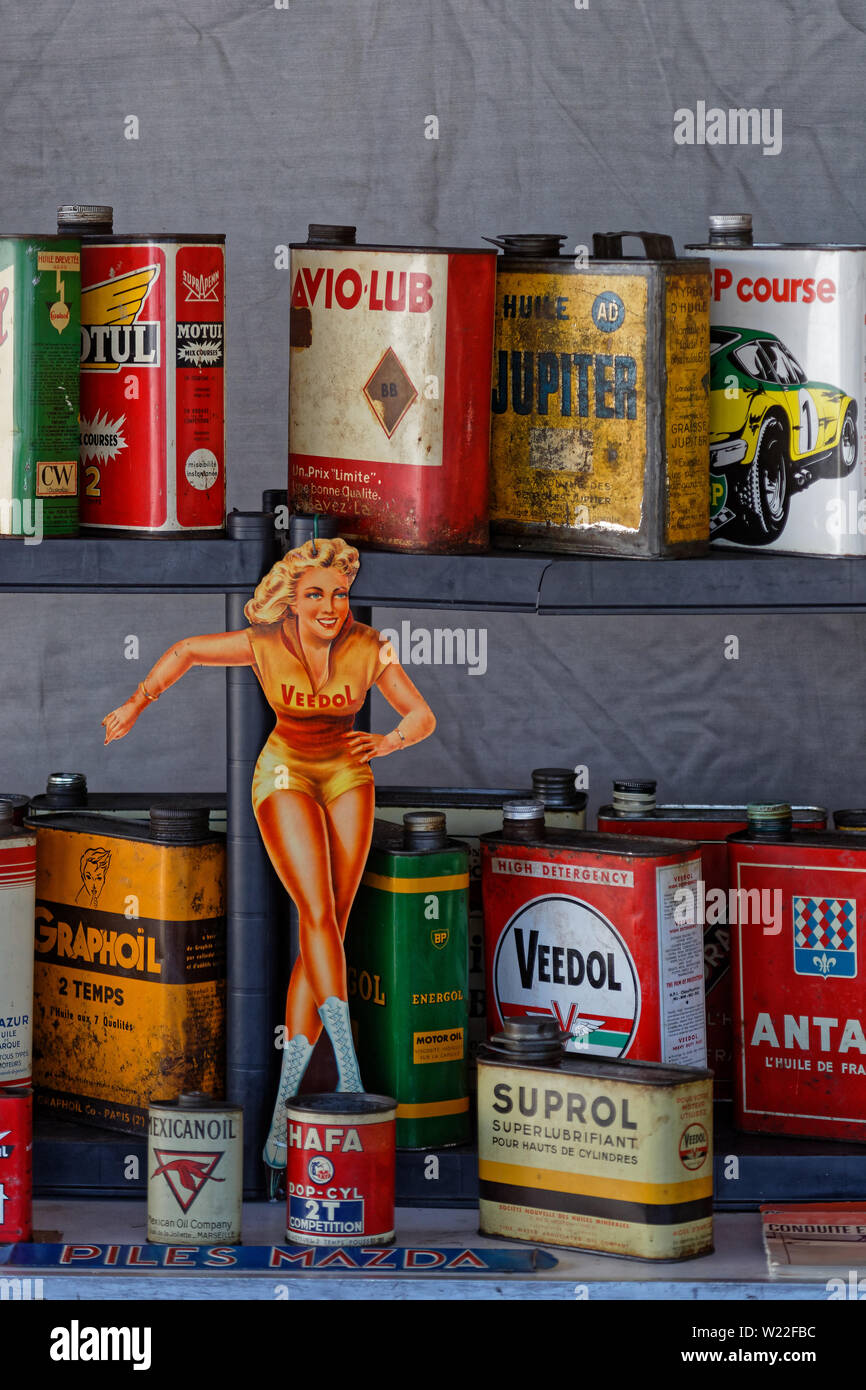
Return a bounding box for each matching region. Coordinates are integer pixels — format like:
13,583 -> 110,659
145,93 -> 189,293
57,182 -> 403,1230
0,1087 -> 32,1241
285,1093 -> 396,1246
480,801 -> 706,1068
57,205 -> 225,535
0,799 -> 36,1088
729,803 -> 866,1142
288,224 -> 496,552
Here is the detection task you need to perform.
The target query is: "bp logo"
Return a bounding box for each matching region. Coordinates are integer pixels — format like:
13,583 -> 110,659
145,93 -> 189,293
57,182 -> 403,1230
591,291 -> 625,332
678,1123 -> 709,1171
308,1156 -> 334,1184
492,894 -> 640,1057
710,471 -> 727,516
430,927 -> 449,950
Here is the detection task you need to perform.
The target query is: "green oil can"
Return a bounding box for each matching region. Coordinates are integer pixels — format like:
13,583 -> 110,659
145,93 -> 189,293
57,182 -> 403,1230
346,813 -> 470,1148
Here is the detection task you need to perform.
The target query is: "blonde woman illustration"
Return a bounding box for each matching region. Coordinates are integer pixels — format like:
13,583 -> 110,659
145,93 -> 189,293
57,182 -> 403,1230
102,536 -> 436,1195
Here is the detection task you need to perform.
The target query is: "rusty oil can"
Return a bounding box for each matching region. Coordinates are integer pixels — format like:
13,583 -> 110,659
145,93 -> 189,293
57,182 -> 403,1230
288,224 -> 496,552
481,801 -> 706,1067
729,803 -> 866,1142
30,804 -> 226,1135
489,231 -> 710,557
597,779 -> 827,1100
345,813 -> 470,1148
477,1017 -> 713,1260
0,233 -> 81,537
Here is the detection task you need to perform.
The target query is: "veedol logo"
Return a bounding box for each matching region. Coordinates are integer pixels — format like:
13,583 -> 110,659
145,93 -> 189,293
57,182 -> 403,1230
50,1320 -> 151,1371
379,621 -> 487,676
674,102 -> 782,156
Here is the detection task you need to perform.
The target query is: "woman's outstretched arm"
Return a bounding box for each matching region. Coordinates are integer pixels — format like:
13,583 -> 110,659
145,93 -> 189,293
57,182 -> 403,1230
343,660 -> 436,763
103,629 -> 255,744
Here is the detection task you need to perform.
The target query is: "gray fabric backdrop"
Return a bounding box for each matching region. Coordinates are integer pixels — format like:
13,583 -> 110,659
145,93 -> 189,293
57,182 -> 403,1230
2,0 -> 865,821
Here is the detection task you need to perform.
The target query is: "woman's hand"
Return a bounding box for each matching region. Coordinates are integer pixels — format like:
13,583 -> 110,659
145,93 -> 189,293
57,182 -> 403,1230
102,691 -> 147,745
343,730 -> 398,763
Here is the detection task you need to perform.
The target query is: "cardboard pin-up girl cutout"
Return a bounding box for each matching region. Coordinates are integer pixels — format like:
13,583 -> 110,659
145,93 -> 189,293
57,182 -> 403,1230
103,536 -> 436,1195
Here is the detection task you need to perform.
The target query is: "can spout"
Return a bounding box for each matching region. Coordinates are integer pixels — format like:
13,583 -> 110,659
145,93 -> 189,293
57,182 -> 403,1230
306,224 -> 357,246
484,234 -> 567,258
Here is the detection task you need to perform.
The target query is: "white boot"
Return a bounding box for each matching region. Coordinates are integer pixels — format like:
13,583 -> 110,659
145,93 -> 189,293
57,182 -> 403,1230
318,996 -> 363,1092
263,1032 -> 313,1197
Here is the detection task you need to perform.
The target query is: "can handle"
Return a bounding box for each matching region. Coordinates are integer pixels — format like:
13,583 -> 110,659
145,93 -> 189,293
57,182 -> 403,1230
592,230 -> 677,260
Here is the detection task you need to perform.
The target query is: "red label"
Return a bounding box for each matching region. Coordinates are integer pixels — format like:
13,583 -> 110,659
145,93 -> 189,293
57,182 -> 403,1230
175,245 -> 225,529
285,1113 -> 394,1244
0,1090 -> 32,1242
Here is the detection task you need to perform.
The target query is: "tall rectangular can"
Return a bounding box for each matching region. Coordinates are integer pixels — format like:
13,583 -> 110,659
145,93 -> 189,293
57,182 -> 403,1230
597,780 -> 827,1099
489,231 -> 710,557
477,1019 -> 713,1260
0,802 -> 36,1087
61,207 -> 225,534
30,806 -> 226,1135
685,214 -> 865,554
288,224 -> 496,552
345,814 -> 470,1147
729,805 -> 866,1141
0,235 -> 81,537
481,802 -> 706,1067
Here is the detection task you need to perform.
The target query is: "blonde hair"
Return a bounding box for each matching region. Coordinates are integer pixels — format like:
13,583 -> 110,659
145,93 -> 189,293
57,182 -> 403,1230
244,536 -> 360,626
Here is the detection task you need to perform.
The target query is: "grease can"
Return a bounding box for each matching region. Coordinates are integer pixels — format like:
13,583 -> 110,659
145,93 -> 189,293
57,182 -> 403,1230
477,1017 -> 713,1260
0,1087 -> 32,1242
285,1093 -> 396,1245
288,224 -> 496,552
729,803 -> 866,1142
0,234 -> 81,537
597,779 -> 827,1099
489,231 -> 710,557
0,799 -> 36,1087
57,205 -> 225,535
481,801 -> 706,1067
346,813 -> 470,1147
30,804 -> 226,1134
147,1093 -> 242,1245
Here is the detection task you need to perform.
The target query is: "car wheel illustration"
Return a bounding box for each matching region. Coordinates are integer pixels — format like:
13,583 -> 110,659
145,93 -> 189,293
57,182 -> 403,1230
728,415 -> 789,545
835,403 -> 858,477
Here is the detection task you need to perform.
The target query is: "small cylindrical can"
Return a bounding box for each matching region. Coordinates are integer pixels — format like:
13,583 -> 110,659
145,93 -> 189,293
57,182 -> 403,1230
0,1087 -> 33,1242
0,800 -> 36,1087
58,205 -> 225,536
285,1094 -> 396,1246
147,1093 -> 242,1244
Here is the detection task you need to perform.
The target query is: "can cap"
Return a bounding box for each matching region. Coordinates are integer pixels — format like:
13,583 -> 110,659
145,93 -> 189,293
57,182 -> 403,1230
485,234 -> 567,259
46,771 -> 88,807
531,768 -> 585,809
306,224 -> 357,245
487,1016 -> 567,1062
288,512 -> 342,551
284,1092 -> 396,1119
503,798 -> 545,822
149,803 -> 210,842
402,810 -> 447,849
707,213 -> 753,246
0,799 -> 18,832
746,802 -> 793,838
834,809 -> 866,831
612,778 -> 657,815
0,794 -> 31,825
57,204 -> 114,230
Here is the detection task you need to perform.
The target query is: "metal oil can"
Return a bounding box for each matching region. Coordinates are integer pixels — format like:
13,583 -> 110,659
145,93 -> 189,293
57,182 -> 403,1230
481,801 -> 706,1067
57,205 -> 225,536
30,804 -> 226,1135
489,231 -> 710,557
834,810 -> 866,832
288,224 -> 496,552
0,1087 -> 32,1241
0,800 -> 36,1087
0,233 -> 81,537
285,1093 -> 396,1246
597,779 -> 827,1100
477,1017 -> 713,1260
685,214 -> 865,555
147,1093 -> 242,1245
346,813 -> 470,1147
729,803 -> 866,1142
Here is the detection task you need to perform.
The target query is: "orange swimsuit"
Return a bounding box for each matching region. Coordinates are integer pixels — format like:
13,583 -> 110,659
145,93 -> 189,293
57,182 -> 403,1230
247,613 -> 389,812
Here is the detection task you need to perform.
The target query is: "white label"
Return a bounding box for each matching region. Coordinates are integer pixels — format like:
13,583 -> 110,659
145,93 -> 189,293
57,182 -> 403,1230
491,857 -> 633,887
656,859 -> 706,1066
184,447 -> 219,490
0,873 -> 36,1081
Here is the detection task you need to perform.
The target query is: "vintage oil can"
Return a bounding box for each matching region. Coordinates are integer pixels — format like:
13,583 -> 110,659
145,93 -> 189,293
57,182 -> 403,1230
285,1093 -> 396,1246
0,233 -> 81,537
481,801 -> 706,1067
729,803 -> 866,1141
30,804 -> 226,1134
147,1093 -> 242,1245
0,800 -> 36,1087
477,1017 -> 713,1260
57,205 -> 225,536
346,813 -> 470,1147
288,224 -> 496,552
597,780 -> 827,1099
685,214 -> 866,554
489,231 -> 710,557
0,1087 -> 32,1242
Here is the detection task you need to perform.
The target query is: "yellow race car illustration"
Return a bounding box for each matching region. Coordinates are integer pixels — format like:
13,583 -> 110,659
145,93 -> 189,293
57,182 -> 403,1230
709,326 -> 858,544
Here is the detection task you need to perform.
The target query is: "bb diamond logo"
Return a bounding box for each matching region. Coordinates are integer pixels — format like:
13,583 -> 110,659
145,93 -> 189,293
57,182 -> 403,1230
363,346 -> 417,436
794,896 -> 857,978
182,269 -> 220,302
150,1149 -> 225,1212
